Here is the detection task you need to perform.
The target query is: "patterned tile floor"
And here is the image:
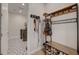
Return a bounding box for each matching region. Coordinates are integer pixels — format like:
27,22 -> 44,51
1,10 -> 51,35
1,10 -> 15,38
8,38 -> 27,55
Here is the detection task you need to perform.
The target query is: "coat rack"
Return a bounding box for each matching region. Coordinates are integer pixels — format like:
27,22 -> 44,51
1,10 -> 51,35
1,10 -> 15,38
30,14 -> 40,46
43,4 -> 78,55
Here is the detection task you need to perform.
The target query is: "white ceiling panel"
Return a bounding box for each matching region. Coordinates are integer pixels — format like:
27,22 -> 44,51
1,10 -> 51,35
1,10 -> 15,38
8,3 -> 28,16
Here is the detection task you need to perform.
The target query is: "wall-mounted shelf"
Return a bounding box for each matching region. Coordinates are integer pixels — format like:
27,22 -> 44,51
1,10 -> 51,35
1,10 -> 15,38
44,4 -> 77,17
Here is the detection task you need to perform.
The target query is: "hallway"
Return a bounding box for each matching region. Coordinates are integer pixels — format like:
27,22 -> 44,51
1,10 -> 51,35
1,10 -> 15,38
0,3 -> 78,55
8,3 -> 27,55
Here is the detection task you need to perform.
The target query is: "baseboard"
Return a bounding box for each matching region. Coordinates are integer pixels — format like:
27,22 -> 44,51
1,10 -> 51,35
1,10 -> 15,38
28,46 -> 43,55
0,53 -> 2,55
8,35 -> 19,40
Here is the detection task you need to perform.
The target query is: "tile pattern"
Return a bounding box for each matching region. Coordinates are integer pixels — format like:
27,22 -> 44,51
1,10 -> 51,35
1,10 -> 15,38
8,38 -> 27,55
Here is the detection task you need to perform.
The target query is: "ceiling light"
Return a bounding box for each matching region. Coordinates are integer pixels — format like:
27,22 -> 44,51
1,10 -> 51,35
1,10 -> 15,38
22,3 -> 24,6
19,10 -> 22,13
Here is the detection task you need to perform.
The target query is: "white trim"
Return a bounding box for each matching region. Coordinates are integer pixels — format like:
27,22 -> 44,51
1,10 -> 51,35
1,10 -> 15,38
8,35 -> 19,40
28,46 -> 43,55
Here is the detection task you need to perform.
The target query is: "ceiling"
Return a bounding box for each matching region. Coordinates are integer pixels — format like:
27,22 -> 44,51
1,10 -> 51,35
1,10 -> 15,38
8,3 -> 28,16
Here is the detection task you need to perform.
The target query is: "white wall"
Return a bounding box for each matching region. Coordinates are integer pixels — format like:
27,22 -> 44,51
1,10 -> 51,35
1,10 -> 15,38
27,3 -> 45,54
52,12 -> 77,49
1,3 -> 8,54
45,3 -> 77,49
8,13 -> 26,39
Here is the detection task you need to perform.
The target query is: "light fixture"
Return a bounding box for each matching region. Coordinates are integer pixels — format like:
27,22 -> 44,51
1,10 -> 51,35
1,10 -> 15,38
2,6 -> 8,10
19,10 -> 22,13
22,3 -> 24,6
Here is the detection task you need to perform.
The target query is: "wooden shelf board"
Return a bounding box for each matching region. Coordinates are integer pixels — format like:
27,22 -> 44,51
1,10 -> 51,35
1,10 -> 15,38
45,41 -> 78,55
